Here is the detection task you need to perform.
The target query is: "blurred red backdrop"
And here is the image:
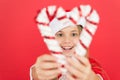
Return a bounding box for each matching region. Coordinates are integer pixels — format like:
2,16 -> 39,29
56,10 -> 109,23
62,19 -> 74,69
0,0 -> 120,80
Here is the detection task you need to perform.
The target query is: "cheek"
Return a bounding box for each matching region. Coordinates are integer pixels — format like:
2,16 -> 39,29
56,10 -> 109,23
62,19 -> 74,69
55,38 -> 62,44
73,38 -> 79,45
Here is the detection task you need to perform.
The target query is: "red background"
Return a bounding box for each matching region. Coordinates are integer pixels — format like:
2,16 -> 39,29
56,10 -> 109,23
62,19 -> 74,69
0,0 -> 120,80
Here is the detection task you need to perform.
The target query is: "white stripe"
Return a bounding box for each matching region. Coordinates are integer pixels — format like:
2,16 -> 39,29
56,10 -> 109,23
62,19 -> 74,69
48,5 -> 56,16
36,8 -> 49,23
86,22 -> 98,35
80,5 -> 91,16
44,39 -> 62,52
38,24 -> 54,36
87,10 -> 100,23
75,43 -> 86,56
80,29 -> 92,48
56,7 -> 66,18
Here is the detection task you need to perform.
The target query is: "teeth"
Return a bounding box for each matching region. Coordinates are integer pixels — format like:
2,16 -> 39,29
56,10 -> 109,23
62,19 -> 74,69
62,47 -> 72,50
64,48 -> 70,50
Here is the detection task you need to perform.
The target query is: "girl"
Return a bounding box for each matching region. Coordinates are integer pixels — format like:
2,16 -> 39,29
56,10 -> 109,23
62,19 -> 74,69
31,25 -> 108,80
30,5 -> 109,80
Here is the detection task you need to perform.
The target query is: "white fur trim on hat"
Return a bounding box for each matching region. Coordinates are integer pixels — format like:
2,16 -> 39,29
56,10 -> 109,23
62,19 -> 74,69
49,18 -> 75,35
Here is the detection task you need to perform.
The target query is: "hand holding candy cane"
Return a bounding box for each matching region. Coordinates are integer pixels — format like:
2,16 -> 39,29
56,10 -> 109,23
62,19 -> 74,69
32,54 -> 61,80
31,4 -> 101,80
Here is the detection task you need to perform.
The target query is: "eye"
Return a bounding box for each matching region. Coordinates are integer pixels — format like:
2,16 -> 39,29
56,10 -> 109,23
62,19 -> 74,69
56,33 -> 63,37
71,33 -> 78,37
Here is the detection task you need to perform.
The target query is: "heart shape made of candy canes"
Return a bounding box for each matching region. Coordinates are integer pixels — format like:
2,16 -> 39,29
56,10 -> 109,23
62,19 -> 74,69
36,4 -> 99,56
36,4 -> 100,76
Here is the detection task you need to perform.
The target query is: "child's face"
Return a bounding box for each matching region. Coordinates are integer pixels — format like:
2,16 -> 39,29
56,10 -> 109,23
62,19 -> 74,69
55,26 -> 80,56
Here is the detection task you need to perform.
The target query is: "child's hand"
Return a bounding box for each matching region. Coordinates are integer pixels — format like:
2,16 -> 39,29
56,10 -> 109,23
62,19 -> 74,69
32,54 -> 61,80
65,54 -> 100,80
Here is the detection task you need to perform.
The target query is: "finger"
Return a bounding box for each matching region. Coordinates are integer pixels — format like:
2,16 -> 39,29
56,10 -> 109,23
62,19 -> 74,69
37,74 -> 58,80
66,73 -> 75,80
65,64 -> 82,78
36,54 -> 57,63
66,57 -> 86,72
75,54 -> 91,67
38,62 -> 61,69
37,69 -> 61,80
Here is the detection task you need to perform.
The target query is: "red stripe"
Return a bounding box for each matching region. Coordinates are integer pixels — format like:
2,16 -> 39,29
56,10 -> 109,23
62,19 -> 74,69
50,51 -> 62,54
84,28 -> 93,36
85,8 -> 98,25
86,18 -> 98,25
69,17 -> 77,24
79,40 -> 87,49
77,6 -> 82,16
37,22 -> 49,26
46,6 -> 58,21
57,15 -> 67,20
43,36 -> 55,39
87,8 -> 93,17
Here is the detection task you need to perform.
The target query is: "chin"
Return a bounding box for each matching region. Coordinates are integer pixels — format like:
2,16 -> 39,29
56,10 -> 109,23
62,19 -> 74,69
62,51 -> 74,57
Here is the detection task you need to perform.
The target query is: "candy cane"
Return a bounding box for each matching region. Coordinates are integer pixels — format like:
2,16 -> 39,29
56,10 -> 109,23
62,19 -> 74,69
36,5 -> 100,79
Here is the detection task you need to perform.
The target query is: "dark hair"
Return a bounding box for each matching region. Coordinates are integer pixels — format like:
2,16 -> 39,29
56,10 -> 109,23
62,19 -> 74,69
77,25 -> 83,31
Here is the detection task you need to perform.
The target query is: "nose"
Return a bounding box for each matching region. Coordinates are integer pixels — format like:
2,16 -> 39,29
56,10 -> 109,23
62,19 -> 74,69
63,36 -> 71,44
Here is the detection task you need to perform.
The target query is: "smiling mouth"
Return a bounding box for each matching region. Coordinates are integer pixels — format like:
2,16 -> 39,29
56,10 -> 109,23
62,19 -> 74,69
61,46 -> 74,57
61,46 -> 74,50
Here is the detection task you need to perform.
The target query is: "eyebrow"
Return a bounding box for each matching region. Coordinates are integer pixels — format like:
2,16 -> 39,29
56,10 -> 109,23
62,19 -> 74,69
71,30 -> 78,32
57,30 -> 78,33
57,31 -> 62,33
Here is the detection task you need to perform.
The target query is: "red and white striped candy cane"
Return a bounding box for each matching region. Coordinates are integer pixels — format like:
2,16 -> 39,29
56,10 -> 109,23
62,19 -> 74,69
36,5 -> 100,79
36,4 -> 99,56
